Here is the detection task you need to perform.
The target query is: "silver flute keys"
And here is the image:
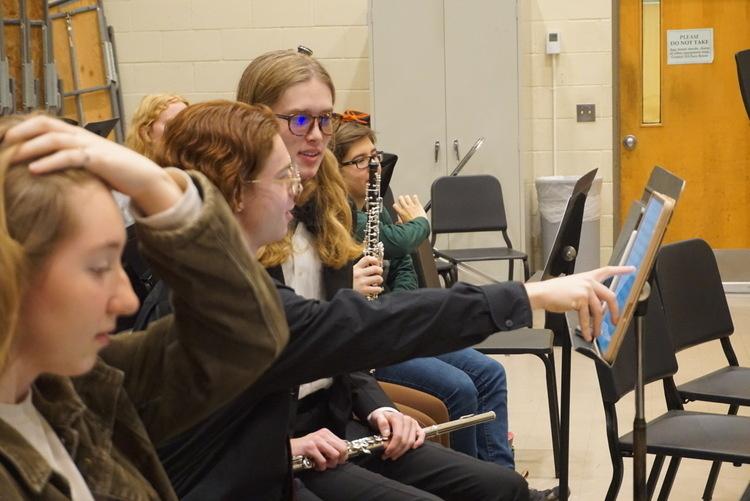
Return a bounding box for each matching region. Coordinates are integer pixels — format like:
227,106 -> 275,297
291,411 -> 496,472
363,158 -> 384,300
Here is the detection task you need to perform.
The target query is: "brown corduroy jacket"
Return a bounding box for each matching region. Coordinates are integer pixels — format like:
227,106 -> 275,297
0,171 -> 289,500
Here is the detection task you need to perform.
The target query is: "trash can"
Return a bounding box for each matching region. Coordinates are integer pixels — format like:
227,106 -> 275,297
535,176 -> 602,273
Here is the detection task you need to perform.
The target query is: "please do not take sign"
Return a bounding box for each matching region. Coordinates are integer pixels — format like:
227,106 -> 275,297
667,28 -> 714,65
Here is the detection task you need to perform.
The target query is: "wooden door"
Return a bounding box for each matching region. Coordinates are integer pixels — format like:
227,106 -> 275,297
619,0 -> 750,247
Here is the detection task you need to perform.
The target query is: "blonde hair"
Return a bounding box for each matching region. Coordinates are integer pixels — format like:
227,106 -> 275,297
237,49 -> 361,268
0,117 -> 102,370
125,93 -> 189,159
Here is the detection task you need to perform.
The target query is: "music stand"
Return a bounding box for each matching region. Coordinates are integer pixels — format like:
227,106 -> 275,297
536,168 -> 597,499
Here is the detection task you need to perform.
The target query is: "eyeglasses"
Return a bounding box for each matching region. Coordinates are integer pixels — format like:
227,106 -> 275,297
248,164 -> 303,196
339,151 -> 384,170
275,112 -> 337,137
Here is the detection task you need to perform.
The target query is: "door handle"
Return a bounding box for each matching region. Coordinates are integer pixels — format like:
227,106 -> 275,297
453,139 -> 460,160
623,134 -> 638,151
434,140 -> 440,163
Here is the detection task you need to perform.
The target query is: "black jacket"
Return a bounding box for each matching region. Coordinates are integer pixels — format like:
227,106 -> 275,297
161,281 -> 531,500
266,264 -> 393,439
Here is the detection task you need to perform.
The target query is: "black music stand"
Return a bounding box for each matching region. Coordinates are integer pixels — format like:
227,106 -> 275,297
538,168 -> 597,499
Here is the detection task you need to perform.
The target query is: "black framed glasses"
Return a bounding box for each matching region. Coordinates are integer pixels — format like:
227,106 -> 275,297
340,151 -> 384,170
248,163 -> 303,197
275,113 -> 337,137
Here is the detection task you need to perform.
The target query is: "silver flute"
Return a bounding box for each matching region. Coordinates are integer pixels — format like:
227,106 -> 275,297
363,158 -> 384,300
291,411 -> 496,472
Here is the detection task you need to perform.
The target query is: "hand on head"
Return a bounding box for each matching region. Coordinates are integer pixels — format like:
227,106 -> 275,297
353,254 -> 384,297
524,265 -> 636,341
3,115 -> 182,216
392,194 -> 426,223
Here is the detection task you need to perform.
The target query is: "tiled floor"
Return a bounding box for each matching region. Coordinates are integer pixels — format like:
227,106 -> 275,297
492,294 -> 750,500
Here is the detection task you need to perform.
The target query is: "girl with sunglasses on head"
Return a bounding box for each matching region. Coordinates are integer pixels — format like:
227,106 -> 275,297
332,113 -> 517,470
0,114 -> 287,499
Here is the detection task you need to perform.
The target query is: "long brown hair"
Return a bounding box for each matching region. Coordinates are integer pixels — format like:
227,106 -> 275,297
0,117 -> 102,370
125,93 -> 189,160
237,49 -> 361,268
156,100 -> 278,212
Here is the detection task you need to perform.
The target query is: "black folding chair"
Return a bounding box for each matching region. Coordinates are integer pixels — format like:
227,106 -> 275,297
736,49 -> 750,120
430,175 -> 529,283
654,239 -> 750,500
572,284 -> 750,500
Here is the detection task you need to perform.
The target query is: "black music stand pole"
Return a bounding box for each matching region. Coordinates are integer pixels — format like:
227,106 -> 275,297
633,281 -> 651,501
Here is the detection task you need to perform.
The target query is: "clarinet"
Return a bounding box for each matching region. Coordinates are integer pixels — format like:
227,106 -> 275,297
363,158 -> 384,300
291,411 -> 496,472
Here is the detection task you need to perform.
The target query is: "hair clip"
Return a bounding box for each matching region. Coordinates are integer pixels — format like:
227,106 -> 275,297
340,109 -> 371,127
297,45 -> 313,56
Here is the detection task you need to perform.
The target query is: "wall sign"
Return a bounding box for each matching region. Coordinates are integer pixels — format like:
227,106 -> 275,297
667,28 -> 714,65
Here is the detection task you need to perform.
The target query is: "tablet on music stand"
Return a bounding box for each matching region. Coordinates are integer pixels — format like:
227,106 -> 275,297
592,191 -> 675,364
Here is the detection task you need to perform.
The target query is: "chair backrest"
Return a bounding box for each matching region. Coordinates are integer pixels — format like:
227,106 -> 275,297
653,239 -> 734,352
594,283 -> 679,404
430,174 -> 508,236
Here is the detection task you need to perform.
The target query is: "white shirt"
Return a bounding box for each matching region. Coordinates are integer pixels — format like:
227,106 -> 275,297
283,223 -> 334,400
0,392 -> 95,501
283,223 -> 397,421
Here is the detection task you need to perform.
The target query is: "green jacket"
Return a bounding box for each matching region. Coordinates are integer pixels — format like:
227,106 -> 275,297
355,210 -> 429,292
0,172 -> 289,500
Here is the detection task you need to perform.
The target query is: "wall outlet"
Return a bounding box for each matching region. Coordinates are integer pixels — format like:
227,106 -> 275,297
577,104 -> 596,122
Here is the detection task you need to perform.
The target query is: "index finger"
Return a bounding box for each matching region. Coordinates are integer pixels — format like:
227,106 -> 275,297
591,265 -> 636,283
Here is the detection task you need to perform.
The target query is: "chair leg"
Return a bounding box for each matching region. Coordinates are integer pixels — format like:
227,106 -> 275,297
523,258 -> 530,281
702,403 -> 739,500
508,259 -> 514,282
657,457 -> 681,501
449,264 -> 458,287
647,455 -> 665,500
702,462 -> 722,501
536,353 -> 561,478
606,455 -> 624,501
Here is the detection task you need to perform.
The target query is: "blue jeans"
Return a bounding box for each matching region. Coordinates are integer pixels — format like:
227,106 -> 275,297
374,348 -> 514,468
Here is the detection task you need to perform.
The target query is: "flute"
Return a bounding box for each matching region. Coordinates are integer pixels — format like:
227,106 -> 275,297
291,411 -> 496,472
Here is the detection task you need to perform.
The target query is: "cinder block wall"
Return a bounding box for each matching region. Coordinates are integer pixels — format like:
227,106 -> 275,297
104,0 -> 615,266
103,0 -> 370,123
518,1 -> 614,267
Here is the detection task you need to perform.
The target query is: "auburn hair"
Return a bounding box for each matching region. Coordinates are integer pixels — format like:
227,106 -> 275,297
156,100 -> 279,211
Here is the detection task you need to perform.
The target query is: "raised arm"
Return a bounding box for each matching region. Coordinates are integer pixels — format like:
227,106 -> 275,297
6,116 -> 290,443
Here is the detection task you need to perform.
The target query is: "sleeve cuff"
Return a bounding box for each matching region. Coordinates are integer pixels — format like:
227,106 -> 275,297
130,168 -> 202,231
482,282 -> 533,331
